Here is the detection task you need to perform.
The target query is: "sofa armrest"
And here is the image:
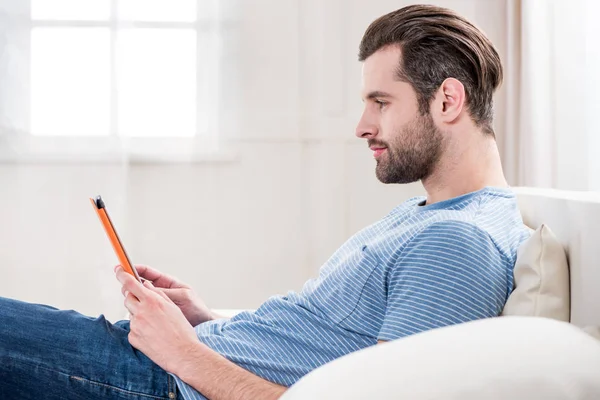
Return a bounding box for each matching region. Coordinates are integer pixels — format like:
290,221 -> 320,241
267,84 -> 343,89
212,309 -> 254,319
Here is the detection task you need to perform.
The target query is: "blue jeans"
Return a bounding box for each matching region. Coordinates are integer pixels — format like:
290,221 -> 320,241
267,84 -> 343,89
0,297 -> 178,399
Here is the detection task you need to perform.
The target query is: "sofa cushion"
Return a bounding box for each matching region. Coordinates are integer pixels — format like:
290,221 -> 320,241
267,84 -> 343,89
281,317 -> 600,400
502,224 -> 570,321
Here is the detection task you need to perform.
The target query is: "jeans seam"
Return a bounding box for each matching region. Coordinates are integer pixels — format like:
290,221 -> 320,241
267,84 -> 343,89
69,376 -> 169,400
6,355 -> 169,400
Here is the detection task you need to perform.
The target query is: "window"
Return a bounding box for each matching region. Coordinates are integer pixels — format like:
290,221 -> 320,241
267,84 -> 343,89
0,0 -> 221,161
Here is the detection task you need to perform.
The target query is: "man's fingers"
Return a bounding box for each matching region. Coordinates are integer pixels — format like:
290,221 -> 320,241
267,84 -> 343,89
133,264 -> 161,279
116,267 -> 146,300
124,292 -> 140,315
121,285 -> 132,298
161,288 -> 193,303
144,280 -> 172,302
134,265 -> 181,288
115,264 -> 149,285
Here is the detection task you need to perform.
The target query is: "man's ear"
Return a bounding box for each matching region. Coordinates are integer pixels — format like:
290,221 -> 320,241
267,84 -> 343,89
432,78 -> 466,124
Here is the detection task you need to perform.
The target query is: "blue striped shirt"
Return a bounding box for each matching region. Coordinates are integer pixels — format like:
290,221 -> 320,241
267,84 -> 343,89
172,187 -> 530,399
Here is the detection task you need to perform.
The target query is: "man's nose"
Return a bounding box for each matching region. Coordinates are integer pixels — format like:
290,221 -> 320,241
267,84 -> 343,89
355,113 -> 378,139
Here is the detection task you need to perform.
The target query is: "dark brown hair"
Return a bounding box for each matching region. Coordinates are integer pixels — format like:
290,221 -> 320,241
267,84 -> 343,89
358,4 -> 502,136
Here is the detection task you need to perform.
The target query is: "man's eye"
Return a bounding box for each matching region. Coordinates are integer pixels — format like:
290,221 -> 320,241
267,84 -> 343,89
375,100 -> 387,109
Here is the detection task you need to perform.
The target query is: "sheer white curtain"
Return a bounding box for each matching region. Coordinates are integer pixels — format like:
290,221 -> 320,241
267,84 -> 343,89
502,0 -> 600,191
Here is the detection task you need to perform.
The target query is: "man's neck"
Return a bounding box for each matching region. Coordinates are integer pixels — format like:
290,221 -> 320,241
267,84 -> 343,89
421,135 -> 508,205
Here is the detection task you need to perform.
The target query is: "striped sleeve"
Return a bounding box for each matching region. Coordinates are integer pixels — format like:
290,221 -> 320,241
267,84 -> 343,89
378,220 -> 509,341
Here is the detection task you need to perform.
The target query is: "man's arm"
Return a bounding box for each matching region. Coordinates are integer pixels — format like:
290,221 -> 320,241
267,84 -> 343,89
175,342 -> 287,400
377,220 -> 508,342
116,267 -> 286,400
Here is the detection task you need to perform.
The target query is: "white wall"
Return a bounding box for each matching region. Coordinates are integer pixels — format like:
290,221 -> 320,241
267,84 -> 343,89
0,0 -> 506,321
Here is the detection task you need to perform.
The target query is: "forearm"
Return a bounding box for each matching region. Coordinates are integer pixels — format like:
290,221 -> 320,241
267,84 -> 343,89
175,342 -> 287,400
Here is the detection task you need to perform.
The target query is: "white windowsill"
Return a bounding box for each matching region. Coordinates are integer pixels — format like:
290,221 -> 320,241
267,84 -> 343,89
0,150 -> 240,164
0,135 -> 240,164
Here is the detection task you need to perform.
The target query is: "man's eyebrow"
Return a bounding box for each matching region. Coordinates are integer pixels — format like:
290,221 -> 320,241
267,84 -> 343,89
365,91 -> 394,100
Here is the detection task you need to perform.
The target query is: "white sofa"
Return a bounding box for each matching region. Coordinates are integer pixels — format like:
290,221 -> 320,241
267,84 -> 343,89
218,187 -> 600,399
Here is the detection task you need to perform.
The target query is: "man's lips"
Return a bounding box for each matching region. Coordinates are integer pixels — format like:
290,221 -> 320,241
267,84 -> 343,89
370,147 -> 387,158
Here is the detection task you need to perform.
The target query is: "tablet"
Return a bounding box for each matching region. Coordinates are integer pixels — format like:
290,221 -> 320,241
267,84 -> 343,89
90,195 -> 141,282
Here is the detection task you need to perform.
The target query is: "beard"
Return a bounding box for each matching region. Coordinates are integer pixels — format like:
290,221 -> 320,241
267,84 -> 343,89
371,113 -> 443,184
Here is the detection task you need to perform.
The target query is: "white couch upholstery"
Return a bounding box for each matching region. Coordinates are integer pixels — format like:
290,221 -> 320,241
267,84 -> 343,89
281,316 -> 600,400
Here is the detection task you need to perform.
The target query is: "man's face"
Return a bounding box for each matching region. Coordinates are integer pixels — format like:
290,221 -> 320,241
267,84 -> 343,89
356,46 -> 443,184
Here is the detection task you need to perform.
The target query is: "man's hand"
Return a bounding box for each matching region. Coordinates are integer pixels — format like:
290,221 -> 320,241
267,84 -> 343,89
116,266 -> 288,400
115,264 -> 215,326
116,266 -> 201,373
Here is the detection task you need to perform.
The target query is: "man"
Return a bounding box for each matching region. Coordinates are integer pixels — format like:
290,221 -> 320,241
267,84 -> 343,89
0,4 -> 529,400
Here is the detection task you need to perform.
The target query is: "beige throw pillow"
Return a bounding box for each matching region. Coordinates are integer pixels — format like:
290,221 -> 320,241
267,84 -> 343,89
502,224 -> 570,321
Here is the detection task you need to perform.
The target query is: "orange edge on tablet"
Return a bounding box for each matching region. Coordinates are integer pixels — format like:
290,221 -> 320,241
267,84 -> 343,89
90,198 -> 138,280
